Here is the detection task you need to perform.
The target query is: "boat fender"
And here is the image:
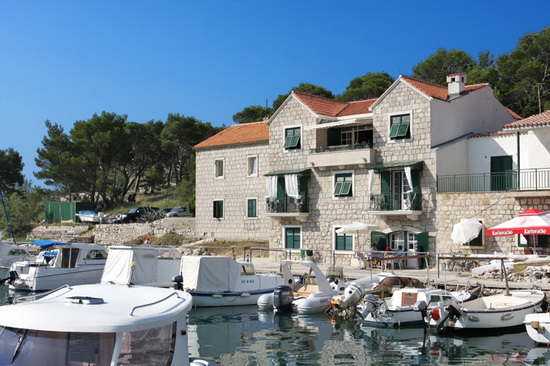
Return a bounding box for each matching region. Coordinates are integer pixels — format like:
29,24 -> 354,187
501,313 -> 514,321
431,307 -> 441,321
190,359 -> 220,366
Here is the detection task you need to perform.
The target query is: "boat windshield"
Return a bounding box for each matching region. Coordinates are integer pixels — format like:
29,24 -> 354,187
0,326 -> 115,365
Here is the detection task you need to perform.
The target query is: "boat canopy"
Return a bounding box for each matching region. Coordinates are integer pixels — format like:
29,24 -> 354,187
101,246 -> 159,285
181,256 -> 241,292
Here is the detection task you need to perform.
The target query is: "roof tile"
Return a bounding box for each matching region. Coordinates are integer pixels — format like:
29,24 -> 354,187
293,92 -> 375,117
401,76 -> 489,101
193,122 -> 269,149
503,110 -> 550,130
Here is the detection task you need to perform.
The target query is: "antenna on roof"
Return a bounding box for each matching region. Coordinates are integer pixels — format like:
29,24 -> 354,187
266,99 -> 268,109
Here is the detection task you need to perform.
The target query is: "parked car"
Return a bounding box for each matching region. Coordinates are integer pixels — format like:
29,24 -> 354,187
110,207 -> 162,223
75,210 -> 108,224
165,206 -> 191,217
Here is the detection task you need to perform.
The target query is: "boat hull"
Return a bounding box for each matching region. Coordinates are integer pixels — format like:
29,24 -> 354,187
361,308 -> 426,328
525,313 -> 550,344
10,265 -> 105,291
190,289 -> 277,307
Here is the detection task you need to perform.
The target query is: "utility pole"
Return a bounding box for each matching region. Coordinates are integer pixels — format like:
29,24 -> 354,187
537,83 -> 544,114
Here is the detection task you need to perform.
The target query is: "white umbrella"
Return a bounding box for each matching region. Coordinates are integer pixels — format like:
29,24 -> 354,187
451,218 -> 483,244
337,222 -> 380,272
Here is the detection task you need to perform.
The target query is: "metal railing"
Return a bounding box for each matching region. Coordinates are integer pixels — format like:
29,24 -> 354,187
309,141 -> 372,154
438,168 -> 550,193
369,192 -> 422,211
266,197 -> 308,213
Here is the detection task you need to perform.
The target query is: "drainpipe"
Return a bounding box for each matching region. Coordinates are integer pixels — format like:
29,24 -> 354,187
517,131 -> 521,189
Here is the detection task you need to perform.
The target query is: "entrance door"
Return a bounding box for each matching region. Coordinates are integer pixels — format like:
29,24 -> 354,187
490,156 -> 513,191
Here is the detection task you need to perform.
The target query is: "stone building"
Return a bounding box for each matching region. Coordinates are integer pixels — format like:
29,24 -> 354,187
194,73 -> 531,267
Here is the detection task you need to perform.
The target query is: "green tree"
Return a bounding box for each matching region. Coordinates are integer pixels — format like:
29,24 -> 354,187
176,153 -> 196,214
272,83 -> 335,111
0,183 -> 47,236
494,27 -> 550,117
338,72 -> 394,102
232,105 -> 273,124
412,49 -> 477,85
161,114 -> 222,185
0,148 -> 24,192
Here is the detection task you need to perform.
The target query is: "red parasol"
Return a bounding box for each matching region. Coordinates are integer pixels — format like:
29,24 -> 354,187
487,209 -> 550,237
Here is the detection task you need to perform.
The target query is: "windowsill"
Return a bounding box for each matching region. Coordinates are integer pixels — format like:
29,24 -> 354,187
334,250 -> 355,254
215,176 -> 225,180
284,148 -> 303,153
246,217 -> 259,220
333,196 -> 355,200
247,174 -> 258,178
388,138 -> 413,143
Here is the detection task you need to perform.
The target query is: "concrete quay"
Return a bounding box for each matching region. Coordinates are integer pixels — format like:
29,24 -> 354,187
250,257 -> 549,292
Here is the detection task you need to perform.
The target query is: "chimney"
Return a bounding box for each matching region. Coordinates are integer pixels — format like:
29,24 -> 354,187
446,72 -> 467,97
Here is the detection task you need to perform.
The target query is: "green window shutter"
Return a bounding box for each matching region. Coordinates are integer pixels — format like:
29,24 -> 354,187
299,176 -> 308,202
334,173 -> 352,197
341,181 -> 352,195
284,136 -> 293,148
285,228 -> 300,249
336,232 -> 353,251
213,201 -> 223,218
285,128 -> 301,149
289,134 -> 301,148
397,120 -> 410,137
389,122 -> 401,138
277,177 -> 286,202
371,231 -> 387,251
334,181 -> 343,195
247,199 -> 257,218
416,232 -> 429,269
381,171 -> 391,203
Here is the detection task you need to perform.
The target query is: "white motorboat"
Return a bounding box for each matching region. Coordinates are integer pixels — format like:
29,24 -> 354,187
0,241 -> 33,280
357,287 -> 471,328
434,289 -> 546,332
178,256 -> 284,307
0,283 -> 217,366
257,260 -> 342,314
525,312 -> 550,344
101,245 -> 181,287
9,241 -> 108,291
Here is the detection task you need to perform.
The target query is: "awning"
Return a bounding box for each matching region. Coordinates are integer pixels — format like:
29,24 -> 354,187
264,168 -> 310,176
304,119 -> 359,130
368,160 -> 423,171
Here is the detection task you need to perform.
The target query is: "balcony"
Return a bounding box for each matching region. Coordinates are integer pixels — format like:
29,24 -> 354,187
307,143 -> 375,169
266,197 -> 309,221
437,168 -> 550,195
369,192 -> 422,220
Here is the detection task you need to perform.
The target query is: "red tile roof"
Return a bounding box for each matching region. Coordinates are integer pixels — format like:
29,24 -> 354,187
401,76 -> 489,101
505,107 -> 522,120
293,91 -> 375,117
503,110 -> 550,130
469,131 -> 520,139
193,122 -> 269,150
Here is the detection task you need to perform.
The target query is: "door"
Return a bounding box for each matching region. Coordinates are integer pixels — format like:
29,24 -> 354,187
406,232 -> 419,269
490,156 -> 513,191
392,171 -> 411,210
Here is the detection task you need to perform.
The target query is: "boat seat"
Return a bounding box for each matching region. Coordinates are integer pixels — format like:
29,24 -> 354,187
293,284 -> 319,297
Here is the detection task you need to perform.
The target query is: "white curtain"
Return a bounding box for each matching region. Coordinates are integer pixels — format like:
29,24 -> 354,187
404,166 -> 413,192
266,176 -> 278,200
285,174 -> 300,199
367,169 -> 374,197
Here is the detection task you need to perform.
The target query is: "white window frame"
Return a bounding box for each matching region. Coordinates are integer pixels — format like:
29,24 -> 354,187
333,225 -> 355,253
463,218 -> 485,248
283,125 -> 303,152
283,225 -> 302,251
247,155 -> 258,177
388,110 -> 413,142
332,170 -> 354,200
245,197 -> 258,219
214,158 -> 224,179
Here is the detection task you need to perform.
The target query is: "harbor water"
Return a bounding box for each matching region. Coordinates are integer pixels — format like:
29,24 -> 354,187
2,286 -> 550,365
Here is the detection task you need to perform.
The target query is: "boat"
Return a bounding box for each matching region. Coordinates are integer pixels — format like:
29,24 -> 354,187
101,245 -> 181,287
0,283 -> 217,366
0,241 -> 33,280
177,256 -> 284,307
357,287 -> 472,328
434,289 -> 546,332
524,312 -> 550,344
257,260 -> 344,314
8,240 -> 108,291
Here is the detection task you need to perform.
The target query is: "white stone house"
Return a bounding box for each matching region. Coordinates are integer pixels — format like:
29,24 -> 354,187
436,110 -> 550,255
194,73 -> 521,266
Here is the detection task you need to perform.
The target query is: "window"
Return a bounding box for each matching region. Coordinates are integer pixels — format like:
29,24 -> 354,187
335,227 -> 353,251
464,220 -> 485,247
214,159 -> 224,178
213,200 -> 223,218
284,127 -> 301,150
285,227 -> 301,249
247,156 -> 258,177
334,173 -> 353,197
247,198 -> 257,218
389,114 -> 411,140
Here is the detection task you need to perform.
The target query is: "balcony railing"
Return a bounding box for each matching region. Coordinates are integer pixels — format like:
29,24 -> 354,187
369,192 -> 422,211
437,168 -> 550,193
266,197 -> 309,214
309,141 -> 372,154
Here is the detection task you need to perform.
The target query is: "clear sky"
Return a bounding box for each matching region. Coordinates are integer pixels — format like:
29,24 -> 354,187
1,0 -> 549,186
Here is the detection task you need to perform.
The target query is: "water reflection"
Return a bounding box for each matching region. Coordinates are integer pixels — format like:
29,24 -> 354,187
187,306 -> 543,365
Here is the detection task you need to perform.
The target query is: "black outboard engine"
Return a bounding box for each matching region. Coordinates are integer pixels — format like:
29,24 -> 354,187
273,285 -> 294,312
172,275 -> 183,290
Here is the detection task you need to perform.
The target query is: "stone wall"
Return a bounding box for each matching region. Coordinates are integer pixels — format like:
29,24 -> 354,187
436,192 -> 550,255
28,218 -> 196,245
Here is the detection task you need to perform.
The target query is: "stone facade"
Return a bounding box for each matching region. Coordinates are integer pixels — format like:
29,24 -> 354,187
195,142 -> 269,241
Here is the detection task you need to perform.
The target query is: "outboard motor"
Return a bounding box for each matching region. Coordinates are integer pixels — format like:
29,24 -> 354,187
0,270 -> 18,286
413,300 -> 429,328
338,283 -> 364,310
172,275 -> 183,290
273,285 -> 294,312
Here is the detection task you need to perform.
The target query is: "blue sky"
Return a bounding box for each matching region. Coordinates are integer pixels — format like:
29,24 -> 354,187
1,0 -> 549,185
